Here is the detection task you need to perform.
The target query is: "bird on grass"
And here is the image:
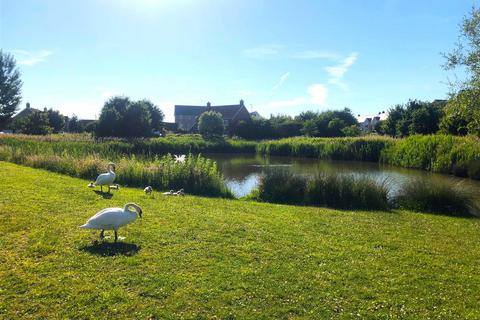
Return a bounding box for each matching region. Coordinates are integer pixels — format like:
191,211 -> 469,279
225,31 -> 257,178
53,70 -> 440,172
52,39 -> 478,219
175,188 -> 185,196
144,186 -> 153,194
174,154 -> 186,163
90,163 -> 116,193
110,184 -> 120,190
162,190 -> 175,196
80,203 -> 142,242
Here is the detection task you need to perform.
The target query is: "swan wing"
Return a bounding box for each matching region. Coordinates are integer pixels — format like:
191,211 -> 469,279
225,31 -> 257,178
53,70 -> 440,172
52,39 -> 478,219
82,207 -> 131,229
95,172 -> 116,185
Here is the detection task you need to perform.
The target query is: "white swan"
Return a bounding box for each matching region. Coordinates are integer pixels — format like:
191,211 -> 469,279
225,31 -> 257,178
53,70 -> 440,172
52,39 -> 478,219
92,163 -> 116,192
174,154 -> 186,163
163,190 -> 175,196
80,203 -> 142,242
144,186 -> 153,194
174,188 -> 185,196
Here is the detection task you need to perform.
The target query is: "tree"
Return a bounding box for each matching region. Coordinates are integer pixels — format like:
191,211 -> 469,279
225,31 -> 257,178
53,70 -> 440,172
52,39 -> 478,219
443,7 -> 480,91
0,51 -> 22,126
124,101 -> 152,137
46,108 -> 65,133
301,119 -> 318,137
198,111 -> 224,138
341,124 -> 362,137
22,111 -> 52,135
141,99 -> 164,131
67,115 -> 81,133
440,89 -> 480,136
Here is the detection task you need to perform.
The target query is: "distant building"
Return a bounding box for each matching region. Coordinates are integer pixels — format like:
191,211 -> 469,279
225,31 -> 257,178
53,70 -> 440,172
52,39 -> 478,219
250,111 -> 263,119
174,100 -> 252,133
13,102 -> 40,122
356,111 -> 388,132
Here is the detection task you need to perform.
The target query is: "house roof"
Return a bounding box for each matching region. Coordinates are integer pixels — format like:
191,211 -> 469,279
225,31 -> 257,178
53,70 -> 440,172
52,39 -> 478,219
174,102 -> 247,120
14,107 -> 40,120
356,112 -> 389,123
174,105 -> 206,116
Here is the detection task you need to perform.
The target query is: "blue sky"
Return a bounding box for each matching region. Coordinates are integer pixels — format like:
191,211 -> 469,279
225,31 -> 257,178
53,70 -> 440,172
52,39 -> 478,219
0,0 -> 474,121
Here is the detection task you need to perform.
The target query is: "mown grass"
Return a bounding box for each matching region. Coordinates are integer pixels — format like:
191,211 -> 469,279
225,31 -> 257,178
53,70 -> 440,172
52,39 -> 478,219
2,162 -> 480,319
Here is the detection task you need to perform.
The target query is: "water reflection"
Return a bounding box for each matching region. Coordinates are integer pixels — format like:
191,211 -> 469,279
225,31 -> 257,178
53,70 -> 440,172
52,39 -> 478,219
206,153 -> 480,198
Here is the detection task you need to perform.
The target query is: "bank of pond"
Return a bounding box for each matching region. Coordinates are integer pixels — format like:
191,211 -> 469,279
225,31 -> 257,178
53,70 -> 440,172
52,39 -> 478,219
0,133 -> 479,216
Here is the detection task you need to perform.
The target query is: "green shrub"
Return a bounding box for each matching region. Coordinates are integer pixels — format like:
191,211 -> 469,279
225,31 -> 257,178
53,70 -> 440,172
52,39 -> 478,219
392,178 -> 478,216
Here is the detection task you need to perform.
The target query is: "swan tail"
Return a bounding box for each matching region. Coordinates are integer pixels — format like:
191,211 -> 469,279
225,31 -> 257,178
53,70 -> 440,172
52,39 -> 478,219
79,223 -> 96,229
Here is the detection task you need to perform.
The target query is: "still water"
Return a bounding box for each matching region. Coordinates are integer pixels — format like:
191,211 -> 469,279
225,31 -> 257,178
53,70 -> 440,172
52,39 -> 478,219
205,153 -> 480,199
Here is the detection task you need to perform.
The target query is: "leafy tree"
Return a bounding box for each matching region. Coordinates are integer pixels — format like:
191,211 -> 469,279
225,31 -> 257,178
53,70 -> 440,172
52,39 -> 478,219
22,111 -> 52,135
141,99 -> 164,131
67,115 -> 81,133
440,90 -> 480,136
341,124 -> 362,137
46,108 -> 65,133
443,6 -> 480,91
124,101 -> 152,137
0,51 -> 23,126
301,119 -> 318,137
383,100 -> 443,137
198,111 -> 224,138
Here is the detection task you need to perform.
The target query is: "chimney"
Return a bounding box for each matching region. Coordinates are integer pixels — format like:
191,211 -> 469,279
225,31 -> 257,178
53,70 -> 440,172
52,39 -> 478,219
240,99 -> 244,106
26,102 -> 31,109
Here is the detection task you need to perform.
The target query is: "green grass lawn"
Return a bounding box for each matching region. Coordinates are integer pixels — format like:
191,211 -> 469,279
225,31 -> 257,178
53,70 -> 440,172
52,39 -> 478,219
1,161 -> 480,319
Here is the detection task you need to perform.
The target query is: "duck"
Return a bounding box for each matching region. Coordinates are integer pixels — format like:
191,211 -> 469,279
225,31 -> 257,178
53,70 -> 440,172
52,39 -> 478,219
144,186 -> 153,194
79,203 -> 142,242
174,154 -> 186,163
110,184 -> 120,190
174,188 -> 185,196
92,163 -> 116,193
162,190 -> 175,196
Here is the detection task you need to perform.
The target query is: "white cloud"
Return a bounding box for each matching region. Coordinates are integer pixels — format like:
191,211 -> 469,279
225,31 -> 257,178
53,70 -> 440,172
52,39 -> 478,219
272,72 -> 290,90
243,44 -> 282,59
325,52 -> 358,90
12,49 -> 52,66
307,84 -> 328,105
155,101 -> 175,122
263,83 -> 328,109
293,50 -> 340,60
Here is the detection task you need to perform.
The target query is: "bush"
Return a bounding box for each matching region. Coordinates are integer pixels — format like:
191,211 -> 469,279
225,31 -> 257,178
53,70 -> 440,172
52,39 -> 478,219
392,178 -> 478,216
198,111 -> 224,138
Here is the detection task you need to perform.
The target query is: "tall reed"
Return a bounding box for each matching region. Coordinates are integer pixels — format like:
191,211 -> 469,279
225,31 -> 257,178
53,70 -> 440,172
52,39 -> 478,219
255,169 -> 389,210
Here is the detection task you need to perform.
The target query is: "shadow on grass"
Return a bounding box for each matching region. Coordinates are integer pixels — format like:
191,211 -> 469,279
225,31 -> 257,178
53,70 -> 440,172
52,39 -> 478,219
93,190 -> 113,199
79,241 -> 141,256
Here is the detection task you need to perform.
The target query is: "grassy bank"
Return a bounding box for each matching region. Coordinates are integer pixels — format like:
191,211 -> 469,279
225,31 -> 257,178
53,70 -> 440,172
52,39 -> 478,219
380,135 -> 480,179
0,133 -> 256,157
2,162 -> 480,318
2,133 -> 480,180
256,136 -> 394,162
0,143 -> 231,198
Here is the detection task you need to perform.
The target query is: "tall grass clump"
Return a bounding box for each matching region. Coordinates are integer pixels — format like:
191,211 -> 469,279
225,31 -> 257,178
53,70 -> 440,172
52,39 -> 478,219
256,169 -> 389,210
392,178 -> 478,217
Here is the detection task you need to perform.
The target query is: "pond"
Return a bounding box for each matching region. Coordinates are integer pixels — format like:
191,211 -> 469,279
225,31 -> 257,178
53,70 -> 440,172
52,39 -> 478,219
205,153 -> 480,198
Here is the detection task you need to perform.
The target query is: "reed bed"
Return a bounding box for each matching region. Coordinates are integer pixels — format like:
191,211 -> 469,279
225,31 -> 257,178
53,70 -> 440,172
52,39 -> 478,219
0,144 -> 232,198
380,135 -> 480,179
